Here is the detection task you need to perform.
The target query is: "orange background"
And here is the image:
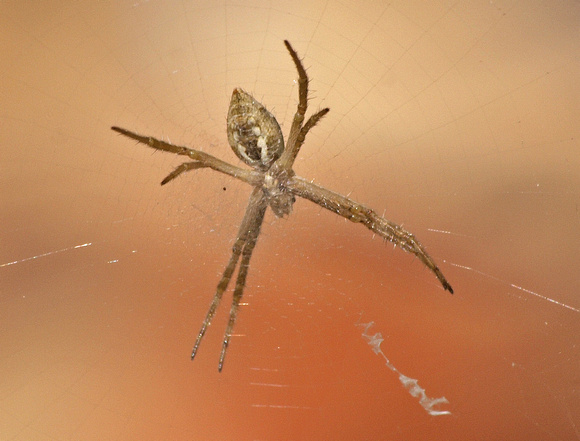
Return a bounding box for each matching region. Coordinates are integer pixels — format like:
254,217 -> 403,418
1,1 -> 579,440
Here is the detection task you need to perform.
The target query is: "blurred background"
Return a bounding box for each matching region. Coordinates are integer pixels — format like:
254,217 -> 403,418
1,1 -> 579,440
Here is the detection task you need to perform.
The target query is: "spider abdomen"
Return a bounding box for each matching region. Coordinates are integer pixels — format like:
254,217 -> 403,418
227,88 -> 284,170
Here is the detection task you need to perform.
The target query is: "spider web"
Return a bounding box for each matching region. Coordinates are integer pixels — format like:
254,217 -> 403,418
1,1 -> 579,440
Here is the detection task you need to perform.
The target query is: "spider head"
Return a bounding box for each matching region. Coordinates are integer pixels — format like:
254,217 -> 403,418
227,88 -> 284,171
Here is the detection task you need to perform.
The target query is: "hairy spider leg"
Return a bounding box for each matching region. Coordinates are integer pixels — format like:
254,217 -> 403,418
288,176 -> 454,293
190,241 -> 242,361
277,42 -> 330,171
160,162 -> 204,185
219,192 -> 267,371
111,126 -> 261,187
276,41 -> 309,169
190,187 -> 267,370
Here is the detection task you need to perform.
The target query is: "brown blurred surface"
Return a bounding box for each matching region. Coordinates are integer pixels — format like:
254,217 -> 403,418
1,1 -> 579,440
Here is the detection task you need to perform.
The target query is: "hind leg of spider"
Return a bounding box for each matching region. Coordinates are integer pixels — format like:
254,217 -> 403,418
218,194 -> 267,371
191,187 -> 267,365
190,236 -> 244,361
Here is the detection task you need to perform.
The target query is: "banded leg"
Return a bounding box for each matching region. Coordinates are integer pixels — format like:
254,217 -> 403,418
218,193 -> 268,371
191,187 -> 268,367
288,175 -> 453,293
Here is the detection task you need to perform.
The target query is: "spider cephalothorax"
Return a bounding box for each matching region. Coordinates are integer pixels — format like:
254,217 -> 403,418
112,40 -> 452,372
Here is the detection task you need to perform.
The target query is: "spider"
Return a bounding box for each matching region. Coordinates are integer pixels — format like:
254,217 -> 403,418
112,40 -> 453,372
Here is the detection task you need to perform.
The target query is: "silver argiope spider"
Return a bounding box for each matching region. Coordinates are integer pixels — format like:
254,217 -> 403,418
112,40 -> 453,371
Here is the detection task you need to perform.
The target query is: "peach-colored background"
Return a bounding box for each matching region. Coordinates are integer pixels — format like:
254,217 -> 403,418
2,1 -> 579,440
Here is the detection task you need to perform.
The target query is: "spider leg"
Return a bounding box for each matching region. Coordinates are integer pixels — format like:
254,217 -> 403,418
283,40 -> 308,119
288,176 -> 454,293
290,107 -> 330,161
111,126 -> 262,186
219,193 -> 267,371
190,235 -> 244,362
277,42 -> 331,169
161,161 -> 205,185
279,41 -> 313,169
112,126 -> 195,155
190,187 -> 268,369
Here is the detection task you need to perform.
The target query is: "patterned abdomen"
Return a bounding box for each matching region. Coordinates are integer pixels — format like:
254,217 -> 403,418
227,88 -> 284,170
